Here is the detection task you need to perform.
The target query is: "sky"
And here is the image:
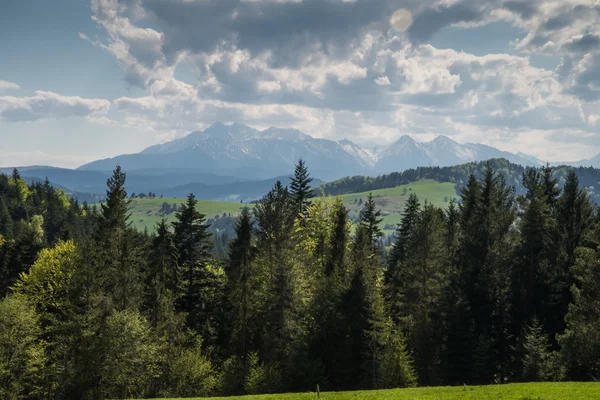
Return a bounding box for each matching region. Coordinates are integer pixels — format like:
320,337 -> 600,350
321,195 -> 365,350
1,0 -> 600,168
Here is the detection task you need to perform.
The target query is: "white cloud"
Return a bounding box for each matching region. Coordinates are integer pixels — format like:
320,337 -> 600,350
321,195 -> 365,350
0,91 -> 111,122
0,81 -> 19,91
79,0 -> 600,160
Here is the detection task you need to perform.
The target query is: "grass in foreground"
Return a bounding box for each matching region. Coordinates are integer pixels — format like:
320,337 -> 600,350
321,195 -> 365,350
155,382 -> 600,400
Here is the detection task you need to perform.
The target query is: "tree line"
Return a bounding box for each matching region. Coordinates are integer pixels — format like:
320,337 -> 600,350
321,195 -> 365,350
0,160 -> 600,399
320,158 -> 600,205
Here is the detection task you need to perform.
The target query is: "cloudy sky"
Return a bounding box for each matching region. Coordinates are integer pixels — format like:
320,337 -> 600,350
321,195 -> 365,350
1,0 -> 600,167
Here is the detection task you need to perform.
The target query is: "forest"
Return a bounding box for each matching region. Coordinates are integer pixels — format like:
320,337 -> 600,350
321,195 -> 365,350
320,158 -> 600,204
1,160 -> 600,399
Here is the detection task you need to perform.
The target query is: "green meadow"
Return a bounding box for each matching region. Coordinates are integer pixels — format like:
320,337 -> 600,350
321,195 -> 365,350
154,382 -> 600,400
125,179 -> 458,233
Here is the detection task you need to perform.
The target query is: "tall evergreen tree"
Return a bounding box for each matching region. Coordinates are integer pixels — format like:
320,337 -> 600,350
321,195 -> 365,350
387,193 -> 420,282
97,165 -> 142,311
325,198 -> 349,277
390,202 -> 448,384
0,197 -> 13,238
225,208 -> 256,361
289,159 -> 314,215
253,181 -> 296,373
512,168 -> 561,340
558,247 -> 600,380
172,193 -> 217,341
145,218 -> 179,328
359,193 -> 383,247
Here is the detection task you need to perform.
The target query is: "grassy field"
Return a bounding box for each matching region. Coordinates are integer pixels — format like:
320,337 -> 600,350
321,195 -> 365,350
125,179 -> 458,233
155,382 -> 600,400
127,198 -> 254,232
340,180 -> 458,232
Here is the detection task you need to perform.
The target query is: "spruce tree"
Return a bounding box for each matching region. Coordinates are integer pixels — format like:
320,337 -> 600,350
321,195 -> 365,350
172,193 -> 216,339
289,159 -> 314,216
387,193 -> 420,282
519,317 -> 562,382
558,247 -> 600,380
556,170 -> 594,334
512,168 -> 561,339
359,193 -> 383,247
325,198 -> 349,277
97,165 -> 142,311
225,207 -> 256,361
253,181 -> 296,372
0,197 -> 12,238
145,218 -> 179,328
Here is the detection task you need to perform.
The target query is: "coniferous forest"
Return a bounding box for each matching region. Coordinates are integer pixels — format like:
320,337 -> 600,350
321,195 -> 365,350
1,160 -> 600,399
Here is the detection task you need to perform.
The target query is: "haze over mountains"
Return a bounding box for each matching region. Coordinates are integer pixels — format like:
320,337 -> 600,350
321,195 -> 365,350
79,122 -> 549,181
6,122 -> 600,202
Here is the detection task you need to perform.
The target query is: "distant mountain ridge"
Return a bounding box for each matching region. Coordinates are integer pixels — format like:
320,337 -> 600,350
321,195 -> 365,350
78,122 -> 547,180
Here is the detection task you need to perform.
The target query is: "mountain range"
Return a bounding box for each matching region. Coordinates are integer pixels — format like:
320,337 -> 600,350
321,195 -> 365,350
78,122 -> 548,181
7,122 -> 600,202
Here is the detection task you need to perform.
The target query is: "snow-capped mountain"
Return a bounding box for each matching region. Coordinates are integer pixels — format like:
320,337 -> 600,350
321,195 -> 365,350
78,122 -> 545,180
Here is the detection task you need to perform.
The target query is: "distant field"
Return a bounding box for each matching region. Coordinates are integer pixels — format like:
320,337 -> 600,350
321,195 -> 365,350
125,179 -> 458,233
153,382 -> 600,400
128,198 -> 254,232
340,179 -> 458,232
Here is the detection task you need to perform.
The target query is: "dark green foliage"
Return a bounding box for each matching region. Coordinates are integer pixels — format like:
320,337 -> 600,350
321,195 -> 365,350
558,247 -> 600,380
225,208 -> 256,361
172,193 -> 221,344
145,218 -> 179,328
289,159 -> 314,215
359,193 -> 383,246
1,159 -> 600,398
518,317 -> 563,382
387,193 -> 420,283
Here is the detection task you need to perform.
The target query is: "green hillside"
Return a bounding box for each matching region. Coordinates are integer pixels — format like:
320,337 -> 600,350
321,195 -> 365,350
128,198 -> 254,232
153,382 -> 600,400
128,179 -> 457,233
340,179 -> 457,231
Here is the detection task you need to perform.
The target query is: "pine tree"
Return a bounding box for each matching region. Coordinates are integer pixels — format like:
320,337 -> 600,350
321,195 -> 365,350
555,170 -> 594,336
519,317 -> 562,382
339,224 -> 389,389
325,198 -> 349,277
289,159 -> 314,216
225,208 -> 256,361
0,197 -> 13,238
97,165 -> 142,311
387,193 -> 420,282
145,218 -> 179,328
558,247 -> 600,380
99,165 -> 131,235
541,164 -> 560,210
359,193 -> 383,247
512,168 -> 562,340
253,181 -> 296,373
558,171 -> 593,265
172,193 -> 215,337
389,202 -> 448,384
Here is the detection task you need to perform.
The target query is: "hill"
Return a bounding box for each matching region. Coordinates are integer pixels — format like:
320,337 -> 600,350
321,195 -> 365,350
321,158 -> 600,205
127,197 -> 254,233
126,179 -> 456,234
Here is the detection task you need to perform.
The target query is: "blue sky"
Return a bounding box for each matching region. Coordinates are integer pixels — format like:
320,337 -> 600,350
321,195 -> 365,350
1,0 -> 599,167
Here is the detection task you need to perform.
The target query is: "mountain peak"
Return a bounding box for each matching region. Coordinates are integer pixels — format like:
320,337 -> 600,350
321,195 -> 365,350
209,121 -> 226,129
432,135 -> 458,145
80,122 -> 545,178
